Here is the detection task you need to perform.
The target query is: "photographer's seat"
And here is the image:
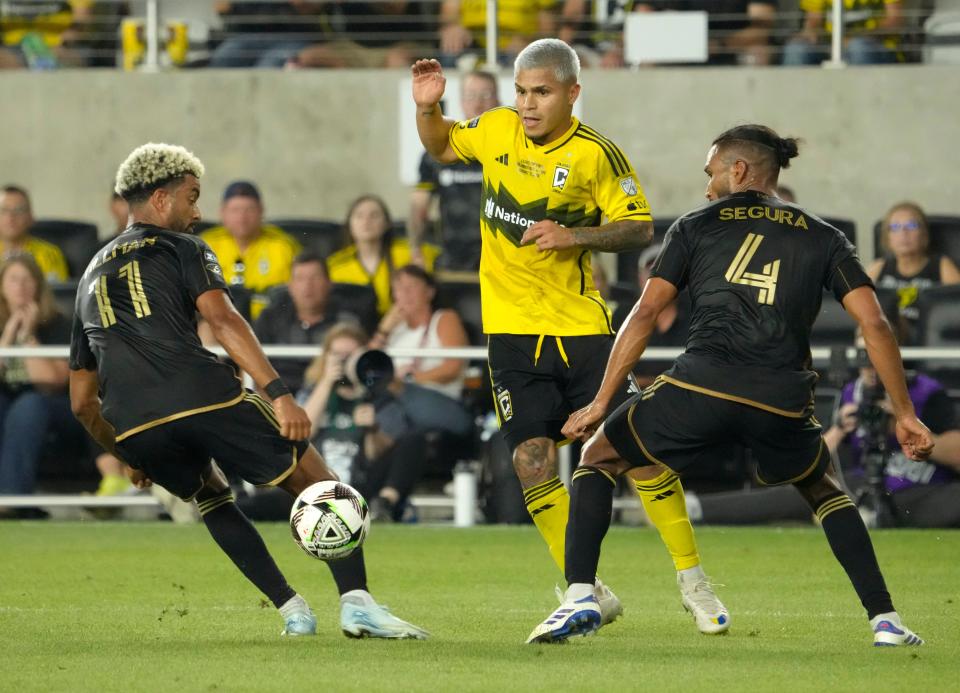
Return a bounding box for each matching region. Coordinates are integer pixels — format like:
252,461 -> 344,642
915,285 -> 960,388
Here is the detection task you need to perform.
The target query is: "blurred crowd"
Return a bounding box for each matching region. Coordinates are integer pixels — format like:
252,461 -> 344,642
0,1 -> 948,71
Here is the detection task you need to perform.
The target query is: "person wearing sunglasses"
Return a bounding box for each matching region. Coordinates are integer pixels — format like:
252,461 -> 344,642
867,202 -> 960,343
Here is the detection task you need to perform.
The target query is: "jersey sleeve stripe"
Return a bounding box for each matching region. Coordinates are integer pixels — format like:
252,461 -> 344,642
573,132 -> 625,177
579,125 -> 630,175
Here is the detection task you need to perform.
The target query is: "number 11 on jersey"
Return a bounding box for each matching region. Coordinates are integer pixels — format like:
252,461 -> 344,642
93,260 -> 151,327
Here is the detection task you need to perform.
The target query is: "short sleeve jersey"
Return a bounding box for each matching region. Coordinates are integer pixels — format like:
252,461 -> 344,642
69,223 -> 242,441
448,106 -> 652,335
199,224 -> 302,319
0,236 -> 69,282
651,191 -> 872,416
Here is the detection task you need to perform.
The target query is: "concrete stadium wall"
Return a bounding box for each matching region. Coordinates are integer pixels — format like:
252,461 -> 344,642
1,66 -> 957,263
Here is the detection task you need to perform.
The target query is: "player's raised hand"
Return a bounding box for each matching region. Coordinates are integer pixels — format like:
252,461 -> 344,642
412,59 -> 446,107
562,400 -> 609,442
521,220 -> 575,251
895,415 -> 935,461
273,395 -> 312,442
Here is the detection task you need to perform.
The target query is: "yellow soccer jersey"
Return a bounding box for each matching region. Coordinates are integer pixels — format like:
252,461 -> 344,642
327,238 -> 439,315
449,107 -> 652,336
199,224 -> 301,319
0,236 -> 69,282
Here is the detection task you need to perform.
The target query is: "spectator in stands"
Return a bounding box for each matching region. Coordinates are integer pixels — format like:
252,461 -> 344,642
369,264 -> 472,437
635,1 -> 776,65
0,0 -> 95,69
209,2 -> 326,68
867,201 -> 960,343
254,251 -> 360,394
409,71 -> 498,271
0,256 -> 83,504
611,244 -> 689,385
301,323 -> 427,522
783,0 -> 905,66
439,0 -> 558,67
558,0 -> 630,68
290,1 -> 429,69
200,181 -> 301,320
109,189 -> 129,236
0,186 -> 68,282
328,195 -> 439,316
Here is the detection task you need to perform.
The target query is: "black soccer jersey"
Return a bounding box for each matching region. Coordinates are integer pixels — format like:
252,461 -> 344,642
651,191 -> 872,416
70,223 -> 242,441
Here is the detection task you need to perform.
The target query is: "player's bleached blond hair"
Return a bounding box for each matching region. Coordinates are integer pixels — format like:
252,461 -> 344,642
514,38 -> 580,84
115,143 -> 205,201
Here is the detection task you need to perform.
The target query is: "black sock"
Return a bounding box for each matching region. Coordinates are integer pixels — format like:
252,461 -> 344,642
813,492 -> 894,619
327,547 -> 369,595
565,467 -> 616,586
198,488 -> 296,608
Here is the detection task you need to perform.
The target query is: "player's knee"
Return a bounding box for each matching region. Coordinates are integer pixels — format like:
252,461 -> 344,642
793,467 -> 842,508
512,437 -> 556,486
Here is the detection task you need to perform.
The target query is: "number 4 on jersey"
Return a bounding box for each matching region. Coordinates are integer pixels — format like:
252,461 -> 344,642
724,233 -> 780,305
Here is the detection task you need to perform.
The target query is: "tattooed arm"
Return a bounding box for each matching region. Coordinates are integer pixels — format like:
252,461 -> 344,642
521,218 -> 653,253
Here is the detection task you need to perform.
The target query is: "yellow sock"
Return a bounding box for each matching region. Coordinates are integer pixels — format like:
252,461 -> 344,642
634,470 -> 701,571
523,476 -> 570,573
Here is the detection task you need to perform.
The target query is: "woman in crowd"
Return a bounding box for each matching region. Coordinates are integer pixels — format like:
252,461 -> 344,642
867,201 -> 960,343
327,195 -> 439,315
370,264 -> 473,437
0,255 -> 84,506
299,322 -> 427,522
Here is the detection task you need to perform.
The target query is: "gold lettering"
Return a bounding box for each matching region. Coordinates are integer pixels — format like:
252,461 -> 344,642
734,208 -> 746,220
795,214 -> 808,230
748,206 -> 763,219
719,208 -> 733,221
781,211 -> 794,226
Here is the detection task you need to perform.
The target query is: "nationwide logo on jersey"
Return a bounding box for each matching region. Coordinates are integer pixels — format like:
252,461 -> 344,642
552,165 -> 570,191
619,176 -> 639,196
481,181 -> 599,246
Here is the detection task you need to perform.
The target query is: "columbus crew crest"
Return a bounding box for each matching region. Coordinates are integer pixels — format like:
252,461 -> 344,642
552,165 -> 570,191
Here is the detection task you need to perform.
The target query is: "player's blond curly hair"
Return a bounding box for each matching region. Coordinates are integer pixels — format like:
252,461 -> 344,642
115,143 -> 205,201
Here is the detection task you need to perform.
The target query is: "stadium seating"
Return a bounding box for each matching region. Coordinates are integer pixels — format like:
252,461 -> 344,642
811,293 -> 857,347
872,215 -> 960,261
30,220 -> 99,278
50,280 -> 79,319
821,216 -> 857,247
268,218 -> 343,258
925,10 -> 960,64
436,280 -> 483,345
915,284 -> 960,387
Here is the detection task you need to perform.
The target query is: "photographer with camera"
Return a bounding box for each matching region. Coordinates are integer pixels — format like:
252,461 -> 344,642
299,323 -> 427,522
823,345 -> 960,528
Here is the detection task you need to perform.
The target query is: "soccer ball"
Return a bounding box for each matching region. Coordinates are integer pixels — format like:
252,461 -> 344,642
290,480 -> 370,561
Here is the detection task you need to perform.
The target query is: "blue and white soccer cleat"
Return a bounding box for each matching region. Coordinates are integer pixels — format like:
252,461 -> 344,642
871,613 -> 924,647
678,571 -> 730,635
281,610 -> 317,637
527,587 -> 602,644
555,579 -> 623,628
340,595 -> 429,639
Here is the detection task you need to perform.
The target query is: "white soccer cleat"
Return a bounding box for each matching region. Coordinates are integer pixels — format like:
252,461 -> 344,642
871,613 -> 924,647
556,579 -> 622,627
340,594 -> 429,640
678,571 -> 730,634
594,579 -> 623,627
528,586 -> 601,644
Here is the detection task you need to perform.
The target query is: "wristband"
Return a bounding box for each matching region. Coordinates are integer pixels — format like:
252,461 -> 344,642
264,378 -> 291,400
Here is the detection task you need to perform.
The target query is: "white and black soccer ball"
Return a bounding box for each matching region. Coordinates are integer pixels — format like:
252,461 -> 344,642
290,480 -> 370,561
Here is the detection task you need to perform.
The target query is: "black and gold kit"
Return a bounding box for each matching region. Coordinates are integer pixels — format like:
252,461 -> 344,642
450,107 -> 652,449
70,223 -> 303,498
604,191 -> 874,484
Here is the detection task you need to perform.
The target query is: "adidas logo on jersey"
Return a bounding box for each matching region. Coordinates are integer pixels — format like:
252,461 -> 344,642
496,153 -> 509,166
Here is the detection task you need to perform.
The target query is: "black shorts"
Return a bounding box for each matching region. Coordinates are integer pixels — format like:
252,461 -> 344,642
115,391 -> 308,500
603,378 -> 829,486
488,334 -> 632,452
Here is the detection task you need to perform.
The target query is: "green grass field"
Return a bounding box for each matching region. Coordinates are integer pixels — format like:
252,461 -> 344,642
1,523 -> 957,692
